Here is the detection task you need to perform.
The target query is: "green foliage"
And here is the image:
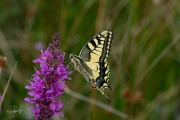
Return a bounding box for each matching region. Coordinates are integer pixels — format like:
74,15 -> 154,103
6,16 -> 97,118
0,0 -> 180,120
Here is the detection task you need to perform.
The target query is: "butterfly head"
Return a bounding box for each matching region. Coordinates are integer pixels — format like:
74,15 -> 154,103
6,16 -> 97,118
69,54 -> 75,65
69,54 -> 74,60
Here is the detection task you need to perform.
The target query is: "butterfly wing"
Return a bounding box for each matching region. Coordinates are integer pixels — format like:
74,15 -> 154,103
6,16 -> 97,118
79,29 -> 113,92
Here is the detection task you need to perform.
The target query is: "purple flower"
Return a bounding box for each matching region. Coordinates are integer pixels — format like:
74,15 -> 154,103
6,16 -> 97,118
25,33 -> 71,120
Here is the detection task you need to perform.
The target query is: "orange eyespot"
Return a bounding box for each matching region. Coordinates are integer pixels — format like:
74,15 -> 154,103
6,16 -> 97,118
92,83 -> 97,88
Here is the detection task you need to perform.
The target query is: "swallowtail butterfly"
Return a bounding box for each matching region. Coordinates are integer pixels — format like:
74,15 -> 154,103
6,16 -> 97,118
69,30 -> 113,102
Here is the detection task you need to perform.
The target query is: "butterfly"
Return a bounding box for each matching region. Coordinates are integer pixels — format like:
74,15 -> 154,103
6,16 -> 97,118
69,29 -> 113,102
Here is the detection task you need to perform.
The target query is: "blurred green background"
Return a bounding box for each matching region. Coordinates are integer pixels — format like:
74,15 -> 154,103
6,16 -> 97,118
0,0 -> 180,120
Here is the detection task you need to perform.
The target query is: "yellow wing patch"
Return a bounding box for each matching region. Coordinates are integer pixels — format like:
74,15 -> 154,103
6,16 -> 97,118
88,43 -> 95,50
85,62 -> 100,79
85,62 -> 98,71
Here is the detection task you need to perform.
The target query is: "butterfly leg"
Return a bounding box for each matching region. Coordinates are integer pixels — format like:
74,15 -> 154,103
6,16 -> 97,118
68,62 -> 76,72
